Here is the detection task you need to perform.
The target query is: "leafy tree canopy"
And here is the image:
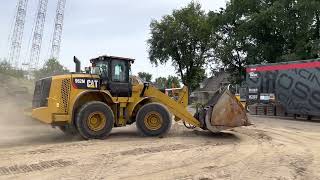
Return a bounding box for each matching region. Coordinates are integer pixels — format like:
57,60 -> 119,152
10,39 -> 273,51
154,76 -> 181,89
138,72 -> 152,82
154,77 -> 167,89
148,2 -> 216,91
211,0 -> 320,83
167,75 -> 181,88
35,58 -> 69,80
0,59 -> 25,78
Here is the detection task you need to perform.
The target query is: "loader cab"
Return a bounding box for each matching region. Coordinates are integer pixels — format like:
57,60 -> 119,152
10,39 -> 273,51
90,55 -> 134,97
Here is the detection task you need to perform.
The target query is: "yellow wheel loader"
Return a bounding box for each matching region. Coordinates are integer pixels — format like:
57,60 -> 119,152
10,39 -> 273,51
32,55 -> 250,139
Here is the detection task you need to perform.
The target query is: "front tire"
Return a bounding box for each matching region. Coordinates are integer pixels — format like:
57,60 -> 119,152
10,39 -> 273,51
76,101 -> 114,140
136,103 -> 172,137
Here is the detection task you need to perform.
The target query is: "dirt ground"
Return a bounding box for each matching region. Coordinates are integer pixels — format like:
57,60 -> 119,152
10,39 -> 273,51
0,94 -> 319,180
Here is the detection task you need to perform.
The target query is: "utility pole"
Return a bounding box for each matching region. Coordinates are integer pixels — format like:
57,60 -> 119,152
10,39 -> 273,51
27,0 -> 48,70
8,0 -> 28,68
50,0 -> 67,60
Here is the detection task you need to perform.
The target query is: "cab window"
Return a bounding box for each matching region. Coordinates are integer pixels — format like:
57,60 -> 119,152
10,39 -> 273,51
100,64 -> 108,79
112,60 -> 128,82
92,62 -> 109,80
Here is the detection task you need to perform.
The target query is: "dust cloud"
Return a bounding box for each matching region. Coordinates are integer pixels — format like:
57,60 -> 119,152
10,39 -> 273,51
0,75 -> 80,148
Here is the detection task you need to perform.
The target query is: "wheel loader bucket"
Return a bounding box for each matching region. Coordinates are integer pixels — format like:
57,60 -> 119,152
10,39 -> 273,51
204,89 -> 251,133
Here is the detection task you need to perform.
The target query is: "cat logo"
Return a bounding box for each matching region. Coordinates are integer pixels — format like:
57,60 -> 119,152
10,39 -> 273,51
87,79 -> 99,88
73,78 -> 100,89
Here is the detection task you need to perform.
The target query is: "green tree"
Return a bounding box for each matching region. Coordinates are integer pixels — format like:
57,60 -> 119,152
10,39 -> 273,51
154,76 -> 181,89
210,0 -> 272,83
211,0 -> 320,83
35,58 -> 69,79
154,77 -> 167,89
0,59 -> 25,78
246,0 -> 320,62
148,2 -> 215,91
0,59 -> 12,72
167,75 -> 181,88
138,72 -> 152,82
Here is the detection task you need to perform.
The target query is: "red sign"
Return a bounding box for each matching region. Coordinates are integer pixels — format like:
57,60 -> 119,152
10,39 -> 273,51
246,61 -> 320,72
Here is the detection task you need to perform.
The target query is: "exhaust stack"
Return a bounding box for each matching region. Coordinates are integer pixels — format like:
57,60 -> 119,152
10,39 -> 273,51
74,56 -> 81,73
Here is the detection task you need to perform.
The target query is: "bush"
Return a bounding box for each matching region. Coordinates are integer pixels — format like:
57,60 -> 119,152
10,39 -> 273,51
0,60 -> 25,78
34,58 -> 69,80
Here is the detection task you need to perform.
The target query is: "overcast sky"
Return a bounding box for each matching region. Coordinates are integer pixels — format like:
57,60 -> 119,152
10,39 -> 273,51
0,0 -> 226,80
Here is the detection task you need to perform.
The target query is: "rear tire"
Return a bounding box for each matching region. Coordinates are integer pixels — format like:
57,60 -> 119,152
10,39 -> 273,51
76,101 -> 114,140
136,103 -> 172,137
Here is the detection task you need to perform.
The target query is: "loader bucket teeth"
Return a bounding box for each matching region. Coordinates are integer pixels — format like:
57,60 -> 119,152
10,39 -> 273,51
205,89 -> 251,133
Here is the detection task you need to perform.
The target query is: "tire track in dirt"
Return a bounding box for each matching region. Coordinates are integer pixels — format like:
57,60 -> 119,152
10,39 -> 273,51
230,124 -> 318,180
0,116 -> 319,179
175,126 -> 312,180
269,127 -> 320,141
0,159 -> 75,177
79,125 -> 239,179
195,129 -> 271,180
264,127 -> 318,179
232,126 -> 315,180
116,130 -> 261,180
85,142 -> 227,180
219,128 -> 274,180
122,146 -> 238,180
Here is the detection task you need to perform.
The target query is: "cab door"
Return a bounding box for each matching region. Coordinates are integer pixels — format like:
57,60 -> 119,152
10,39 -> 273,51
107,60 -> 132,97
